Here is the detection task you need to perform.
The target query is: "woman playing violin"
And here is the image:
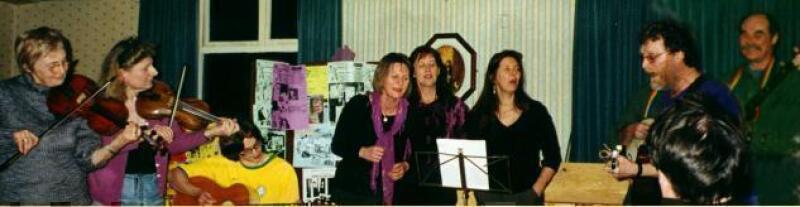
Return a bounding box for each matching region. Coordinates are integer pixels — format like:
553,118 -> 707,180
0,27 -> 141,205
87,37 -> 239,205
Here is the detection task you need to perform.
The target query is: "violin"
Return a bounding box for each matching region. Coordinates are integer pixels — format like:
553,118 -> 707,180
47,74 -> 167,153
137,81 -> 226,131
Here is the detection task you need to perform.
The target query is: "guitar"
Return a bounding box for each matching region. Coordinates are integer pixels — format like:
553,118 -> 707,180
172,176 -> 250,205
625,118 -> 654,161
624,118 -> 660,205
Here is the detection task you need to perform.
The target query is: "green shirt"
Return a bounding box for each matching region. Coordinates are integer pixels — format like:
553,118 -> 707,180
724,61 -> 800,156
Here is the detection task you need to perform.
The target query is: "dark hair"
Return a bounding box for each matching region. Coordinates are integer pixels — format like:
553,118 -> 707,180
640,21 -> 702,70
648,94 -> 749,204
219,119 -> 264,161
408,45 -> 456,105
100,37 -> 157,101
372,53 -> 412,96
739,12 -> 779,37
470,50 -> 535,127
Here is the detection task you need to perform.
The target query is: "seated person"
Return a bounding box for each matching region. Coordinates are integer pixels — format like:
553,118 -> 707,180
169,121 -> 299,205
649,95 -> 751,205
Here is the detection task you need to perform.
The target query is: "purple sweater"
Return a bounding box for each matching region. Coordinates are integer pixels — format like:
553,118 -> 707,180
87,118 -> 207,205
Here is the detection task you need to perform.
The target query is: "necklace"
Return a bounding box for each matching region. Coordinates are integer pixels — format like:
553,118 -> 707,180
381,108 -> 397,123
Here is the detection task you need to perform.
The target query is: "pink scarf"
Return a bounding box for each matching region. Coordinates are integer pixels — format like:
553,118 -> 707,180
369,92 -> 410,205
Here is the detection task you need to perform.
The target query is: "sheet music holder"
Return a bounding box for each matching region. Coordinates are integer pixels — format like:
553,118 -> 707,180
412,139 -> 511,203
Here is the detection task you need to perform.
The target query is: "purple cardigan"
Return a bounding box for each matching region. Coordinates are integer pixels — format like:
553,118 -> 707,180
87,118 -> 207,205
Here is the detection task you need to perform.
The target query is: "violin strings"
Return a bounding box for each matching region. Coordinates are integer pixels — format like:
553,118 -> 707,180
178,102 -> 220,122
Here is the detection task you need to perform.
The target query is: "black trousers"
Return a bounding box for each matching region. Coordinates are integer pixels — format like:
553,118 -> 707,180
474,189 -> 541,205
329,187 -> 382,205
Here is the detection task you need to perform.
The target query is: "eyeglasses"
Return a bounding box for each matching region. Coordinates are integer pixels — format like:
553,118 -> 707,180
642,52 -> 667,63
39,60 -> 69,71
240,144 -> 262,156
415,63 -> 437,69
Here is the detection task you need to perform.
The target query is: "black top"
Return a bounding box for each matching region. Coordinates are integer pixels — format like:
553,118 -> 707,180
406,97 -> 469,177
396,97 -> 468,205
124,143 -> 156,174
465,99 -> 562,193
329,95 -> 410,198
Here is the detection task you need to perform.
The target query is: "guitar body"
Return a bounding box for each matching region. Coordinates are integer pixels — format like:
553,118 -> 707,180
173,177 -> 250,205
625,138 -> 644,160
626,133 -> 660,205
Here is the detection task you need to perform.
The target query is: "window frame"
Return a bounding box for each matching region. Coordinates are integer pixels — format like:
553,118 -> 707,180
197,0 -> 298,98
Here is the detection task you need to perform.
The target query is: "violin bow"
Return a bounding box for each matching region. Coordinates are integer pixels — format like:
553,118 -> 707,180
168,65 -> 188,128
0,78 -> 115,172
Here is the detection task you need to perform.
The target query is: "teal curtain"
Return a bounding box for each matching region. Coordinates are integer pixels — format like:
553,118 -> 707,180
570,0 -> 800,162
646,0 -> 800,79
138,0 -> 199,97
570,0 -> 648,162
298,0 -> 342,63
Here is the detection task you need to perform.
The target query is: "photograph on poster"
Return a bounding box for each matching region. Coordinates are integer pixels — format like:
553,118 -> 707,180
302,168 -> 335,203
271,64 -> 309,130
308,95 -> 327,124
253,60 -> 282,130
293,124 -> 338,168
327,82 -> 364,123
265,131 -> 286,158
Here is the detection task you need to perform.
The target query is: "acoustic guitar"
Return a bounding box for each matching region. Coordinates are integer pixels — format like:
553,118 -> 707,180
172,176 -> 250,205
625,118 -> 660,205
625,118 -> 654,161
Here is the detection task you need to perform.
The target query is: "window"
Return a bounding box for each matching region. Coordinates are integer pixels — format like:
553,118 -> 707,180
198,0 -> 298,120
208,0 -> 259,41
203,53 -> 297,119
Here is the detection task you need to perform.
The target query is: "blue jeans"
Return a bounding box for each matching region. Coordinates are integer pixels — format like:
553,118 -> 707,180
121,173 -> 163,205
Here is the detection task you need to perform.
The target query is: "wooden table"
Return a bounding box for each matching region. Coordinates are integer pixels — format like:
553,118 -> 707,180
544,163 -> 630,205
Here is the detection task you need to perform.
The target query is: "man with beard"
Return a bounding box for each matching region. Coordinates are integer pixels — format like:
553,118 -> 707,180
613,79 -> 666,205
610,20 -> 742,204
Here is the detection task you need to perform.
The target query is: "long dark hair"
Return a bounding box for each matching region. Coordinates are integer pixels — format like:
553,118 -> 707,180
408,45 -> 456,106
471,50 -> 534,115
469,50 -> 536,134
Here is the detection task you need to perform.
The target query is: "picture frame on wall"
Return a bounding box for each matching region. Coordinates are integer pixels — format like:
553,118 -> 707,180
425,33 -> 477,100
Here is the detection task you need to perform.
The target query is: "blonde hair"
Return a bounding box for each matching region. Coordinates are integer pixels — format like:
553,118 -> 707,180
372,53 -> 412,96
14,27 -> 67,73
100,37 -> 156,101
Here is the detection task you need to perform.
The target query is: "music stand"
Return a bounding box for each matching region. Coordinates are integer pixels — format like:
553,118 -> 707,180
413,139 -> 511,203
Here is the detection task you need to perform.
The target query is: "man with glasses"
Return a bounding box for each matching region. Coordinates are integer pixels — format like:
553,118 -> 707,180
610,20 -> 742,204
169,120 -> 299,205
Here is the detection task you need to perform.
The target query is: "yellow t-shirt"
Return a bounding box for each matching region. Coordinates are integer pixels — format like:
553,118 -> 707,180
179,154 -> 299,205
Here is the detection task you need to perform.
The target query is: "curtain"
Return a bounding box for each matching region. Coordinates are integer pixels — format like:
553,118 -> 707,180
138,0 -> 199,97
570,0 -> 800,162
298,0 -> 342,64
646,0 -> 800,79
569,0 -> 648,162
